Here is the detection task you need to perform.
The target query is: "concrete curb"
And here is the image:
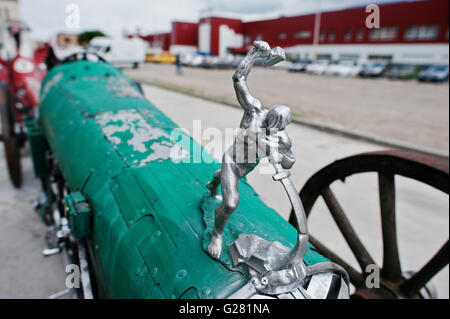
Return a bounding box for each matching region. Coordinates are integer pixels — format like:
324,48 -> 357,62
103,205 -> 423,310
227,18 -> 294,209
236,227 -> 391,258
134,77 -> 449,161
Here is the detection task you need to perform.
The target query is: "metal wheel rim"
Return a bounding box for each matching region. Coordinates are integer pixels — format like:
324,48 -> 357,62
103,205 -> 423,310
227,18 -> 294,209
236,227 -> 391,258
290,150 -> 449,298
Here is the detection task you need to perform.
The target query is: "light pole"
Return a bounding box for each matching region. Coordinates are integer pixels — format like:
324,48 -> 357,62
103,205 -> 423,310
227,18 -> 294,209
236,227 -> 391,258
312,0 -> 322,61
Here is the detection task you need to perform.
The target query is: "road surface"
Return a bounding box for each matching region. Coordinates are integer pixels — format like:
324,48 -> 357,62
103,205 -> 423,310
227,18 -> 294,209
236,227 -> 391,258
126,63 -> 449,154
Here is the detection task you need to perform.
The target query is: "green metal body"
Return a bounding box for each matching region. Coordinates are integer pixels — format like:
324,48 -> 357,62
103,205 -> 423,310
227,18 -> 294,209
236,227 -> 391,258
65,192 -> 92,239
37,60 -> 327,298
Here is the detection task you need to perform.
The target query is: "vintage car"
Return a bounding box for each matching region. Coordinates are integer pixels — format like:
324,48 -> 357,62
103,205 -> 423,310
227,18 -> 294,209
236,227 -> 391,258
18,44 -> 449,299
0,22 -> 47,188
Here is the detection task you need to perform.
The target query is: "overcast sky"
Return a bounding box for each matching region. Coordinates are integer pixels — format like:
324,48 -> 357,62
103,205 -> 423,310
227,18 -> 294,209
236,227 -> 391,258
19,0 -> 410,41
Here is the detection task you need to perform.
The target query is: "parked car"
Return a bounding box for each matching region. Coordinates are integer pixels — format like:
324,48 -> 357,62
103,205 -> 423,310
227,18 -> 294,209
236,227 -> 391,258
89,37 -> 145,68
288,60 -> 311,72
359,61 -> 389,78
325,60 -> 362,77
215,55 -> 236,69
418,65 -> 449,82
386,64 -> 419,80
179,53 -> 194,66
147,51 -> 176,64
199,56 -> 221,69
305,59 -> 330,75
188,55 -> 205,67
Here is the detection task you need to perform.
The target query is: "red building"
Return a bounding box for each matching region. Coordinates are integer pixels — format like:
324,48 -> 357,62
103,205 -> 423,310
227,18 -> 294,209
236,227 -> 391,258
139,0 -> 449,64
198,16 -> 243,56
138,32 -> 171,51
243,0 -> 448,47
171,21 -> 198,49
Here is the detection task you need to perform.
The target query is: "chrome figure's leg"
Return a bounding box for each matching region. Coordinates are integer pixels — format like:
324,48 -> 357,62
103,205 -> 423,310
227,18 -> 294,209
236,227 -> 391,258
208,162 -> 240,259
206,169 -> 221,195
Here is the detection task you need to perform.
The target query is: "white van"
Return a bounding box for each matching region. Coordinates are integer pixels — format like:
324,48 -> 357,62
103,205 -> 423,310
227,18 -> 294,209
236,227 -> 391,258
88,37 -> 145,68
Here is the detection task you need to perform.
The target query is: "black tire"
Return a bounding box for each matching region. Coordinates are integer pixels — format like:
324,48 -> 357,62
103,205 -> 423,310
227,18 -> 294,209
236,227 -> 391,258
0,82 -> 22,188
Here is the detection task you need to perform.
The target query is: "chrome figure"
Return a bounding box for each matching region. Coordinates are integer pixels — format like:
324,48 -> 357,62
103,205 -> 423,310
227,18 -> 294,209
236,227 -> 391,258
206,41 -> 295,259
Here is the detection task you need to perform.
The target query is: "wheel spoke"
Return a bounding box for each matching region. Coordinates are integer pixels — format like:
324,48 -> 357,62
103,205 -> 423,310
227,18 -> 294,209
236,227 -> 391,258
309,235 -> 365,288
378,173 -> 402,282
321,187 -> 376,271
400,241 -> 449,298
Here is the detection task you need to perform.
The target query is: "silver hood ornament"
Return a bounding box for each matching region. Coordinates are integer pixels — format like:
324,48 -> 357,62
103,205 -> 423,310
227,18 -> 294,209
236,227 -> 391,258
204,41 -> 349,299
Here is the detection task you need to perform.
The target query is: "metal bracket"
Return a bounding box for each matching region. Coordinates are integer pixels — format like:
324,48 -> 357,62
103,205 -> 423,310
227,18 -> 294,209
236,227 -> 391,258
228,234 -> 308,296
65,192 -> 92,239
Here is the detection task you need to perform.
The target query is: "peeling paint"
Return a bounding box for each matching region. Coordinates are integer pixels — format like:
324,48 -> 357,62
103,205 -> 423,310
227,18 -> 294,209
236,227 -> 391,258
107,77 -> 143,99
96,109 -> 189,166
81,76 -> 101,81
141,143 -> 188,165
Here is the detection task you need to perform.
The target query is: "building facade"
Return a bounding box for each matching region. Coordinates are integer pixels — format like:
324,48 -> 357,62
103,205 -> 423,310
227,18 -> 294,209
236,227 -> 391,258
139,0 -> 449,65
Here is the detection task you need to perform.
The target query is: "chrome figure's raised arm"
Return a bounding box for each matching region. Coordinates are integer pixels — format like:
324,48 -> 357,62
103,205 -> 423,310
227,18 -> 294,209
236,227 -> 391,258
232,41 -> 271,112
204,41 -> 349,298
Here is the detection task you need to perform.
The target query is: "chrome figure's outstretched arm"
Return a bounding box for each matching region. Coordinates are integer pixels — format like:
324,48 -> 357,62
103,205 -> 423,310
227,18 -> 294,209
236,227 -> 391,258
232,41 -> 271,112
206,42 -> 288,261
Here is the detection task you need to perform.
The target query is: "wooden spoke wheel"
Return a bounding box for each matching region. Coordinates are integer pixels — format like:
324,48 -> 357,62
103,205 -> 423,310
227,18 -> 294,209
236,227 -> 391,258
290,150 -> 449,299
0,82 -> 23,188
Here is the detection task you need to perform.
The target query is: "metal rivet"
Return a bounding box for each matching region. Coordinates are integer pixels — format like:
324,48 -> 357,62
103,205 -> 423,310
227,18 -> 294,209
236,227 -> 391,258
177,269 -> 187,279
261,277 -> 268,285
152,230 -> 161,240
201,287 -> 211,296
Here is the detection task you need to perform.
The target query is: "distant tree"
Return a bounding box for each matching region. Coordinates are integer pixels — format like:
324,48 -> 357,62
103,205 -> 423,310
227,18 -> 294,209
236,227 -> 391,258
78,30 -> 106,45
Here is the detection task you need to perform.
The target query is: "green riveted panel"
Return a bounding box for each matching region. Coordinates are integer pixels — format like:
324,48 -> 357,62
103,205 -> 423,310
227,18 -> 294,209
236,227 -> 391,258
38,60 -> 328,299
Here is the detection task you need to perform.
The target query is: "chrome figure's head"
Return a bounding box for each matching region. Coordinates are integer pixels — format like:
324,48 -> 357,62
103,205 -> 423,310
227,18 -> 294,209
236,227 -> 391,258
264,105 -> 292,130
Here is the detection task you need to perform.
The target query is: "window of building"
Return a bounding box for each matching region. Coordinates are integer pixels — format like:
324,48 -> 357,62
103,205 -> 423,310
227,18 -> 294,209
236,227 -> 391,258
369,27 -> 398,41
244,35 -> 251,44
356,28 -> 364,41
328,30 -> 336,42
317,54 -> 332,60
368,55 -> 393,62
319,31 -> 325,42
405,26 -> 418,40
339,53 -> 360,60
405,25 -> 439,40
255,34 -> 263,41
344,29 -> 352,41
279,32 -> 287,39
294,30 -> 312,39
